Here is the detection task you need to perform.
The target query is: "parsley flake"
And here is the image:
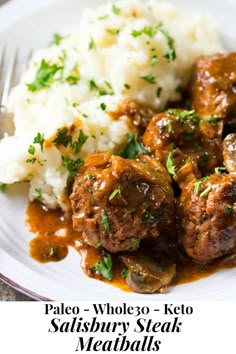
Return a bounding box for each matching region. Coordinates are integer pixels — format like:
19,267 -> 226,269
100,102 -> 107,111
140,74 -> 156,84
151,55 -> 158,66
194,176 -> 210,196
72,130 -> 89,154
166,151 -> 176,177
33,132 -> 45,152
200,186 -> 212,198
101,211 -> 110,231
106,28 -> 120,35
224,205 -> 233,214
112,4 -> 121,15
215,167 -> 227,174
50,33 -> 66,46
89,37 -> 96,50
156,87 -> 162,98
33,188 -> 42,200
28,145 -> 35,155
124,83 -> 131,89
62,156 -> 84,179
109,186 -> 121,201
121,267 -> 129,278
91,254 -> 113,281
117,133 -> 147,159
53,127 -> 72,147
0,183 -> 6,192
27,60 -> 63,92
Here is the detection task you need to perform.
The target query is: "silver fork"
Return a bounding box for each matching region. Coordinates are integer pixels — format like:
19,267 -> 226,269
0,47 -> 33,136
0,47 -> 33,113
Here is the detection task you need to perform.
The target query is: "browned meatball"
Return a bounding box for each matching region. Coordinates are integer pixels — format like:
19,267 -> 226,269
143,109 -> 223,187
70,153 -> 175,253
223,133 -> 236,173
190,53 -> 236,123
178,173 -> 236,263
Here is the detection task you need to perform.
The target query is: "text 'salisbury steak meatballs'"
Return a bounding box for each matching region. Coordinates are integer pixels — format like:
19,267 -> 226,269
191,52 -> 236,123
70,153 -> 175,253
178,173 -> 236,263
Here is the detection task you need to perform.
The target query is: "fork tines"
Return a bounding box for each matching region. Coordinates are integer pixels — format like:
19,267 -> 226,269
0,47 -> 33,113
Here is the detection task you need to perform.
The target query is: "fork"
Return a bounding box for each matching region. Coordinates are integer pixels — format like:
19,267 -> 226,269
0,47 -> 33,114
0,47 -> 32,136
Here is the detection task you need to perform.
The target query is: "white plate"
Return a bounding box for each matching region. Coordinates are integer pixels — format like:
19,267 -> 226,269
0,0 -> 236,301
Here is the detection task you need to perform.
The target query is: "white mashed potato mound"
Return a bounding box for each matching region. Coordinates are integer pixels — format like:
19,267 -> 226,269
0,0 -> 223,209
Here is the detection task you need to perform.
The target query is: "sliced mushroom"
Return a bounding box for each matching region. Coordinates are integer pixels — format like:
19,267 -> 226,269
120,253 -> 176,294
223,133 -> 236,173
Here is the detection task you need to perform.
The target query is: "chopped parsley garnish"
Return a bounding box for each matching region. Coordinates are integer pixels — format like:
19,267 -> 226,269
142,207 -> 165,225
109,186 -> 121,201
121,267 -> 129,278
156,86 -> 162,98
112,4 -> 121,15
215,166 -> 227,174
85,173 -> 93,180
194,176 -> 210,196
224,205 -> 233,214
33,132 -> 45,152
89,79 -> 114,96
28,145 -> 35,155
117,133 -> 147,159
205,115 -> 222,124
151,55 -> 158,66
95,241 -> 103,249
89,79 -> 98,91
131,22 -> 176,61
124,83 -> 131,89
66,68 -> 80,85
167,109 -> 201,126
91,254 -> 113,281
0,183 -> 6,192
166,151 -> 176,177
106,28 -> 120,35
167,120 -> 174,134
50,33 -> 66,46
89,37 -> 96,50
72,130 -> 89,154
98,15 -> 109,20
100,102 -> 107,111
101,211 -> 110,231
62,156 -> 84,179
200,186 -> 212,198
25,158 -> 37,164
27,60 -> 63,92
140,74 -> 156,84
131,25 -> 158,38
130,237 -> 140,250
53,127 -> 72,147
33,188 -> 42,200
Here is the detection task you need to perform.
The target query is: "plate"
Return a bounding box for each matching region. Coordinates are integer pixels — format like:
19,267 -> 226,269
0,0 -> 236,301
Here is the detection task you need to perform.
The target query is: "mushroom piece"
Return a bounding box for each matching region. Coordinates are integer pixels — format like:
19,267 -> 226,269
223,133 -> 236,173
120,253 -> 176,294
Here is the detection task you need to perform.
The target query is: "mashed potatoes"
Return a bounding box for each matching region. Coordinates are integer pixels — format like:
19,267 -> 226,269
0,0 -> 223,209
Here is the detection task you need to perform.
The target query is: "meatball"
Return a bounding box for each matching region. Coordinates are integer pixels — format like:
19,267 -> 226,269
70,153 -> 175,253
178,173 -> 236,263
143,109 -> 222,186
223,133 -> 236,173
190,52 -> 236,123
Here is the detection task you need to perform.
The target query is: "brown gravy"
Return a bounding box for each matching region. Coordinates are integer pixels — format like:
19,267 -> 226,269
26,201 -> 236,293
